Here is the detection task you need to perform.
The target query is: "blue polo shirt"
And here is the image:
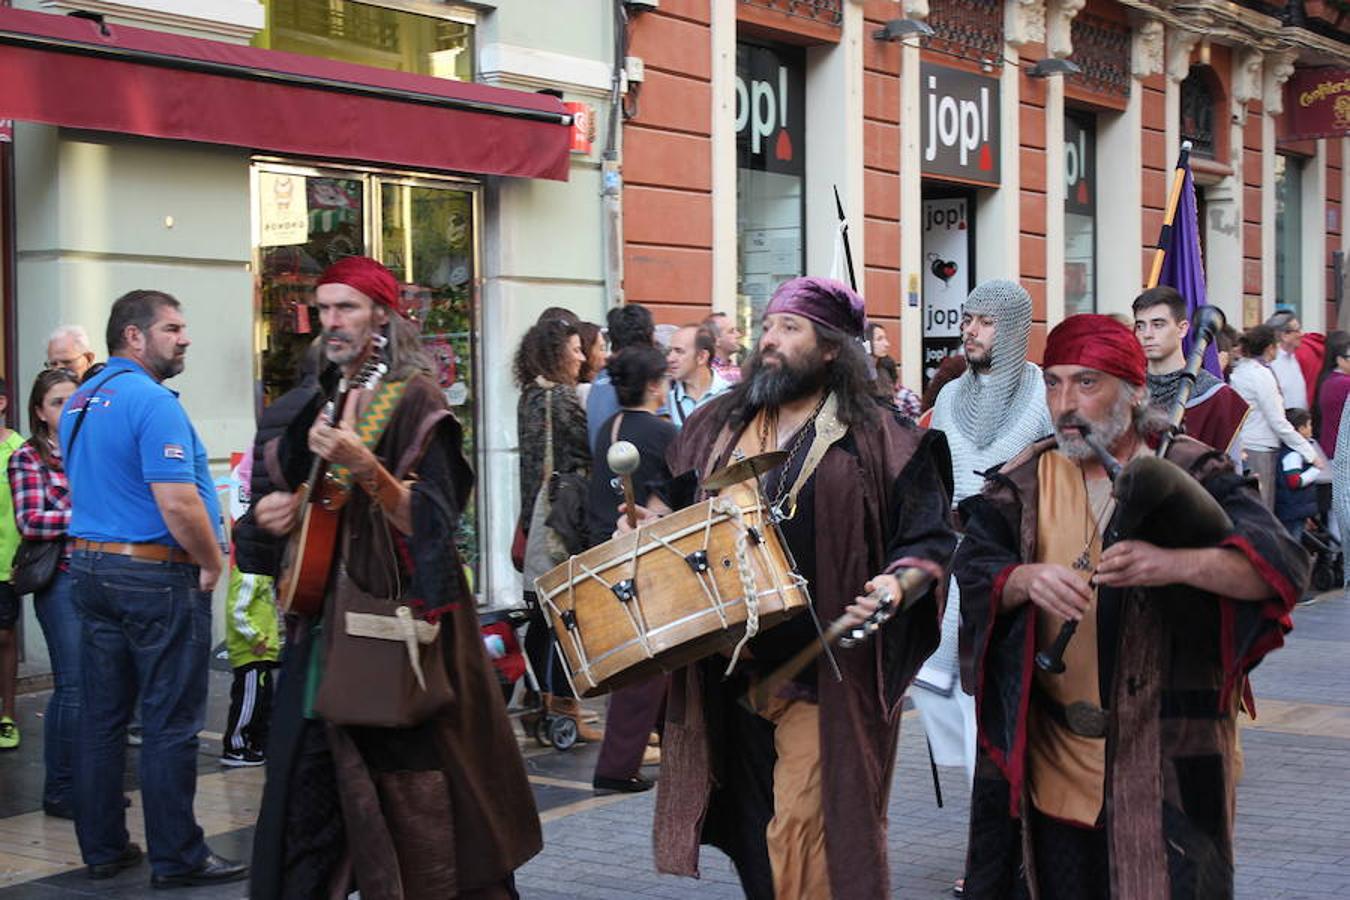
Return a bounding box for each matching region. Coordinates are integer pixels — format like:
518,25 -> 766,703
60,357 -> 222,547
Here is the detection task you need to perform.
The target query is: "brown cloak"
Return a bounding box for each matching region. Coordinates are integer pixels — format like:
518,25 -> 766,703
251,375 -> 541,899
653,393 -> 957,899
955,436 -> 1308,900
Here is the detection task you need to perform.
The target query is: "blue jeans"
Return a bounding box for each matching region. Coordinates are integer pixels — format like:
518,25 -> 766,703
33,569 -> 80,807
71,551 -> 210,876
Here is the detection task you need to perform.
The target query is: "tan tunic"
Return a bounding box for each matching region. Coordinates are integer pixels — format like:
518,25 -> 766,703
1027,450 -> 1114,825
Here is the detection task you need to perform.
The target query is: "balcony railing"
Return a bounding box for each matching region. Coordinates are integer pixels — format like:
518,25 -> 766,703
927,0 -> 1005,68
738,0 -> 843,27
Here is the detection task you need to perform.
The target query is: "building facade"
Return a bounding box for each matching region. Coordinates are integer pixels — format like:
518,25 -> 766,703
621,0 -> 1350,390
0,0 -> 617,675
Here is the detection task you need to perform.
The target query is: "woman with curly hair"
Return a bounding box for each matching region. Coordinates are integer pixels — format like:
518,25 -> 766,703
514,318 -> 599,742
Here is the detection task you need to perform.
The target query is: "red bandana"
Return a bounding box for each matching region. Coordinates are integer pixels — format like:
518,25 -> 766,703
1043,314 -> 1147,386
316,256 -> 400,313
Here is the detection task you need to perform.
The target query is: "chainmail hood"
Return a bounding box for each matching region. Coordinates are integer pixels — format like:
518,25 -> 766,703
948,279 -> 1035,447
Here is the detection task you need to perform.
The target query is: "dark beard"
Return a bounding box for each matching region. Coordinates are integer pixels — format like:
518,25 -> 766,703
744,347 -> 827,409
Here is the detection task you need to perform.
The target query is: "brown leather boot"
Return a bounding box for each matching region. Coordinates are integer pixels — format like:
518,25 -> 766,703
548,696 -> 603,743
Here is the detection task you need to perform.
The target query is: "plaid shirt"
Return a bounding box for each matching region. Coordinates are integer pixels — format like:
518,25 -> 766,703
7,442 -> 71,547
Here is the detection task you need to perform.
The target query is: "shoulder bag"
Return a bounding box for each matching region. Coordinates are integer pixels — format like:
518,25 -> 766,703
522,387 -> 588,588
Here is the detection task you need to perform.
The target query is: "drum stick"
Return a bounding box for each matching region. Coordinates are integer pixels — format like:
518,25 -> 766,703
743,568 -> 933,712
607,440 -> 641,530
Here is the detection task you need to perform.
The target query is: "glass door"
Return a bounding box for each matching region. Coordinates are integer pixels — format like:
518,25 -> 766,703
377,179 -> 480,570
252,162 -> 483,584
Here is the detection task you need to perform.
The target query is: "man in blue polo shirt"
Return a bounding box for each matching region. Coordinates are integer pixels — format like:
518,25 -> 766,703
61,289 -> 245,888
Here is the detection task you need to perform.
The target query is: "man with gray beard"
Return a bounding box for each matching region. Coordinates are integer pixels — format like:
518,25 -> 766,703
627,277 -> 957,899
954,314 -> 1307,900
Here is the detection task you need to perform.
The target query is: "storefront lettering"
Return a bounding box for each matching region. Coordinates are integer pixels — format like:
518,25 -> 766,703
735,66 -> 790,159
1065,125 -> 1091,208
925,76 -> 991,170
919,64 -> 1000,185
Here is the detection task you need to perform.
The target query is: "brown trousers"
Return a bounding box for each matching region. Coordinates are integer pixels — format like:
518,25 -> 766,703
763,698 -> 829,900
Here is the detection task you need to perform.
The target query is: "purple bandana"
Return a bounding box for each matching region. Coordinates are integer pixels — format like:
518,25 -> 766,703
764,276 -> 867,338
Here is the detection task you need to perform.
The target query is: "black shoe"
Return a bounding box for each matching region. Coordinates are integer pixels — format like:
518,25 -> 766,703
42,799 -> 74,820
88,843 -> 143,880
592,774 -> 655,793
220,748 -> 265,768
150,852 -> 248,889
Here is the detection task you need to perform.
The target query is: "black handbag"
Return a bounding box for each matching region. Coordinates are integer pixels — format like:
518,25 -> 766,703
11,538 -> 61,595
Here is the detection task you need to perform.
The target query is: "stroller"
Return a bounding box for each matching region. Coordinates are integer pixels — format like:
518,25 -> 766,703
1302,515 -> 1343,593
479,607 -> 581,750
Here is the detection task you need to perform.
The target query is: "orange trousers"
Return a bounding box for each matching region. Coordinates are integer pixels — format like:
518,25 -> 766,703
763,697 -> 830,900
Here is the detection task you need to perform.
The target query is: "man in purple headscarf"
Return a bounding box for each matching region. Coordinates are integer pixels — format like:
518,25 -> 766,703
632,277 -> 957,898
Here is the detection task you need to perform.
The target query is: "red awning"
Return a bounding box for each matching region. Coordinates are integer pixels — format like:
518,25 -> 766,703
0,6 -> 571,181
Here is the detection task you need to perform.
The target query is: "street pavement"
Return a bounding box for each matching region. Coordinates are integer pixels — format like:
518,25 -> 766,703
0,590 -> 1345,898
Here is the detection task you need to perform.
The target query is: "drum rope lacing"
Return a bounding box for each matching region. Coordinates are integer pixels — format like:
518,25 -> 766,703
715,498 -> 761,677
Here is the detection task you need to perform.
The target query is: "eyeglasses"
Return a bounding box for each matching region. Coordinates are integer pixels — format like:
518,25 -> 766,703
44,357 -> 82,371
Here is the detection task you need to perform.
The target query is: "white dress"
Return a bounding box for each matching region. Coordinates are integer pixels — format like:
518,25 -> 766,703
916,367 -> 1054,786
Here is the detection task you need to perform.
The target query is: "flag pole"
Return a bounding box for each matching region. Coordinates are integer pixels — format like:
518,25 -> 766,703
1145,140 -> 1194,289
833,184 -> 858,292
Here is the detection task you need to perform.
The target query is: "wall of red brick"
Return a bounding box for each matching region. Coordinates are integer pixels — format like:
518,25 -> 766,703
862,0 -> 903,348
623,1 -> 714,324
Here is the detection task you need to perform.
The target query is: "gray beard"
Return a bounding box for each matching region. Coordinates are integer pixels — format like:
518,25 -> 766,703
1054,390 -> 1134,461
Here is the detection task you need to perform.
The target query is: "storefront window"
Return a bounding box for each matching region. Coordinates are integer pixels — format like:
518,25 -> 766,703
255,0 -> 474,81
1275,154 -> 1304,318
1064,113 -> 1096,316
253,163 -> 482,575
736,42 -> 805,335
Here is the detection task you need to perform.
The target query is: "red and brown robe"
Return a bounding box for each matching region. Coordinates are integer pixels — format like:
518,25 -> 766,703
955,435 -> 1309,900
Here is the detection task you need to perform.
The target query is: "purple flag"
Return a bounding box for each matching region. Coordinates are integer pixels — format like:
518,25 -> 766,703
1157,161 -> 1221,376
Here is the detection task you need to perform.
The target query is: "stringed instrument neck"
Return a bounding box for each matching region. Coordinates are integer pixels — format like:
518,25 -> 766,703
277,333 -> 390,616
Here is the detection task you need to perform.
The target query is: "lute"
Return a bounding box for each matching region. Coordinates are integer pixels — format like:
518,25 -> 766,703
277,335 -> 389,616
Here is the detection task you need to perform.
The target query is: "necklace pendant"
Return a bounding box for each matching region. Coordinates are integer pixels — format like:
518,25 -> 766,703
1071,550 -> 1092,572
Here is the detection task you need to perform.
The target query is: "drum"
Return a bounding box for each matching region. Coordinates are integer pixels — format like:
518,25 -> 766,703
534,485 -> 810,697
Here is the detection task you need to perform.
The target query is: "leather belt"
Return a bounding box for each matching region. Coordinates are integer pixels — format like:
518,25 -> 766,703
71,539 -> 193,565
1033,683 -> 1109,739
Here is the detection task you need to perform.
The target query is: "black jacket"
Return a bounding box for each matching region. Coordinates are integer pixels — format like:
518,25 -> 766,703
233,374 -> 323,575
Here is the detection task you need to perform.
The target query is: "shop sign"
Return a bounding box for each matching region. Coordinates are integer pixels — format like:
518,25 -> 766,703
921,196 -> 971,383
258,172 -> 309,247
566,102 -> 594,155
1065,115 -> 1095,216
0,120 -> 11,144
1285,67 -> 1350,141
735,43 -> 805,177
921,64 -> 1000,186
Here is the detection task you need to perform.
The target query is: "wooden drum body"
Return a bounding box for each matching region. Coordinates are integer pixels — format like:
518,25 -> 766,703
534,487 -> 810,697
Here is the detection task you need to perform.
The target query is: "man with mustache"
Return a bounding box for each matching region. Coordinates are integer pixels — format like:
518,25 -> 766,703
61,291 -> 245,886
954,314 -> 1308,900
630,277 -> 957,899
248,257 -> 539,899
927,279 -> 1052,897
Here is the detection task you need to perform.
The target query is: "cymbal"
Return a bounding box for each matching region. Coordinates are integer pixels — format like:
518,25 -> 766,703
701,450 -> 788,492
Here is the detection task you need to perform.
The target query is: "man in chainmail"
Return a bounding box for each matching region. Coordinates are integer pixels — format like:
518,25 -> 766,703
1133,287 -> 1249,464
924,278 -> 1052,897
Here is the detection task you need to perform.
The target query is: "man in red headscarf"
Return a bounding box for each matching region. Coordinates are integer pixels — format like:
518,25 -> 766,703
248,257 -> 541,898
954,314 -> 1309,899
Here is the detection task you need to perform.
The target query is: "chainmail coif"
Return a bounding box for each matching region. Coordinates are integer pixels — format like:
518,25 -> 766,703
949,278 -> 1035,448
